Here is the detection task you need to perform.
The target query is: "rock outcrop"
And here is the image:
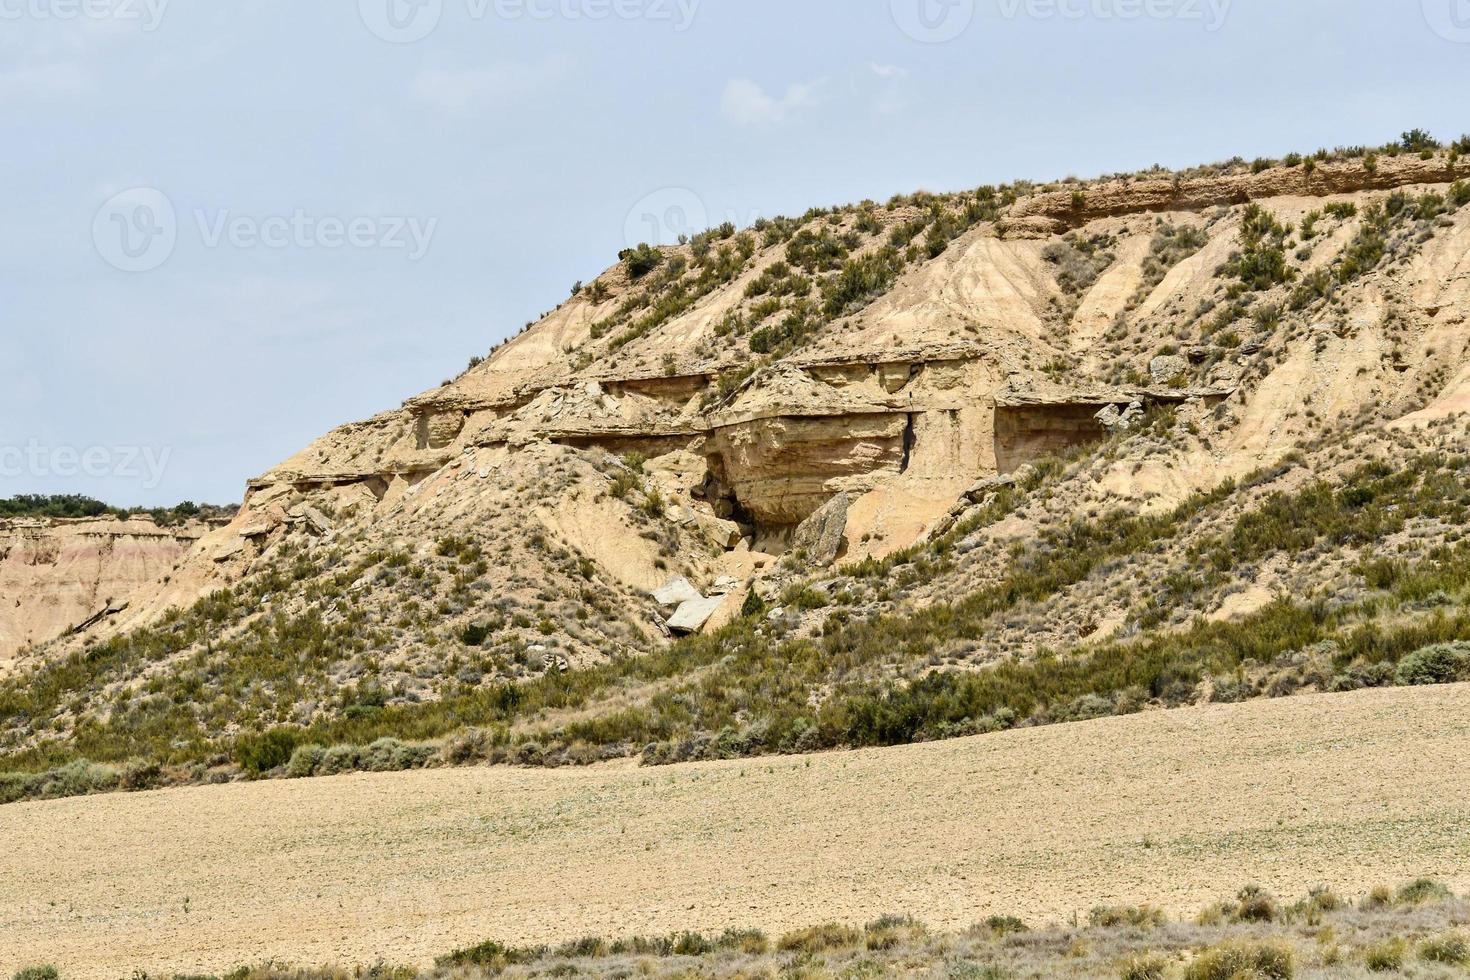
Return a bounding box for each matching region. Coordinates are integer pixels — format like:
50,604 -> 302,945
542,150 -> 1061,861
0,516 -> 212,666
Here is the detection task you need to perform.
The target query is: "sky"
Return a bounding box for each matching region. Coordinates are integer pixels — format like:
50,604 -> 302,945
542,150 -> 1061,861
1,0 -> 1467,506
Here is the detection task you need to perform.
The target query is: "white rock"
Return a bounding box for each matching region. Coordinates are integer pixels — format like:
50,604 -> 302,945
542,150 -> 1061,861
653,576 -> 702,607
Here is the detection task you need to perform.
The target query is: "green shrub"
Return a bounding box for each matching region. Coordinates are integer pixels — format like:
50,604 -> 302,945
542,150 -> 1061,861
18,760 -> 120,801
118,757 -> 162,791
980,915 -> 1028,936
460,623 -> 492,647
13,968 -> 59,980
1134,222 -> 1209,301
1420,930 -> 1470,965
1223,204 -> 1294,291
1395,878 -> 1453,906
822,246 -> 906,317
318,744 -> 362,776
438,939 -> 532,970
286,744 -> 327,778
233,727 -> 302,776
1401,128 -> 1439,152
1394,643 -> 1470,686
360,737 -> 434,773
1296,885 -> 1344,915
1043,232 -> 1117,296
619,243 -> 663,279
1184,940 -> 1293,980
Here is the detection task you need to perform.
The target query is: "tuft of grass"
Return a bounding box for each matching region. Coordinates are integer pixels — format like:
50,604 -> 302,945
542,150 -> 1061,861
1120,953 -> 1169,980
1184,939 -> 1293,980
1233,884 -> 1278,923
1361,884 -> 1395,910
1362,937 -> 1407,972
777,922 -> 862,954
1420,930 -> 1470,965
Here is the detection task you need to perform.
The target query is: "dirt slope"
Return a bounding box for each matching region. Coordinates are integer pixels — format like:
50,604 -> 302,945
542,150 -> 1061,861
4,682 -> 1469,979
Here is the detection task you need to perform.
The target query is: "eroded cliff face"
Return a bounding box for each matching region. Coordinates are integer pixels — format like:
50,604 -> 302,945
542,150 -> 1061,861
0,517 -> 209,666
23,149 -> 1470,670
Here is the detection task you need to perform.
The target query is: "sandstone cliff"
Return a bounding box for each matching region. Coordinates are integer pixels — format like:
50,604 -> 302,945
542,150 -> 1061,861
0,516 -> 211,666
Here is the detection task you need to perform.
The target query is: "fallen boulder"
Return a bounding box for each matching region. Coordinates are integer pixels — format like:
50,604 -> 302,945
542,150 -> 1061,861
792,492 -> 852,566
668,596 -> 726,634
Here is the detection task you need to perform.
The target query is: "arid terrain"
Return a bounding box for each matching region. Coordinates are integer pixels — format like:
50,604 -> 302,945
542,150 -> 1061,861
4,682 -> 1469,979
7,136 -> 1470,980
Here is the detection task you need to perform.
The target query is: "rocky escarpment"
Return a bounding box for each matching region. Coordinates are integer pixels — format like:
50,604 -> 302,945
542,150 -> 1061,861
224,152 -> 1465,571
0,516 -> 212,666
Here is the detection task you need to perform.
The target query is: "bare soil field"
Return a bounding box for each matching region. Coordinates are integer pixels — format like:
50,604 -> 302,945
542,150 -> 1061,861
4,684 -> 1470,980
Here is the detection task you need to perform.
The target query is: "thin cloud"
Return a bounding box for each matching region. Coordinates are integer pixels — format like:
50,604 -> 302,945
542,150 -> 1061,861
720,77 -> 825,127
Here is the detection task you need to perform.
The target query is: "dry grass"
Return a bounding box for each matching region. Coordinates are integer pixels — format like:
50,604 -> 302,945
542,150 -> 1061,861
20,889 -> 1470,979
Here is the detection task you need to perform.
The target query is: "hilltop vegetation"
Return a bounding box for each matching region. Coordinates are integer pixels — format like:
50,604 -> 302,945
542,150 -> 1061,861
0,495 -> 235,526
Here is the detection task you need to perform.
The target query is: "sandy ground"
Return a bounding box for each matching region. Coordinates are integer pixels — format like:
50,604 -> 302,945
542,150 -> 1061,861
4,684 -> 1470,979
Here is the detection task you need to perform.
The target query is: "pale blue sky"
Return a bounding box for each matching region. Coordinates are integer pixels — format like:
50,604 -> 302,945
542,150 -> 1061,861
2,0 -> 1467,505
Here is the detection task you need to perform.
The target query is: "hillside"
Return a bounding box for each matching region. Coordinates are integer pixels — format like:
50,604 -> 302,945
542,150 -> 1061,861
4,683 -> 1469,979
4,134 -> 1470,790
